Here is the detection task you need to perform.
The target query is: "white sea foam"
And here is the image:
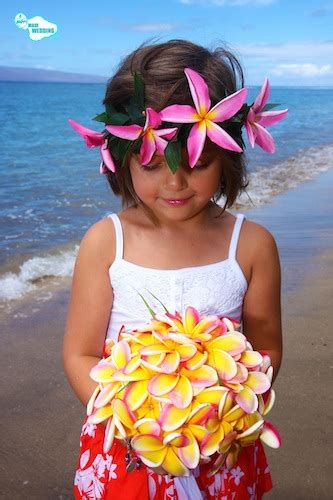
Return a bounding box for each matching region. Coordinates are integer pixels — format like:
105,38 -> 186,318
234,144 -> 333,209
1,144 -> 332,305
0,246 -> 79,301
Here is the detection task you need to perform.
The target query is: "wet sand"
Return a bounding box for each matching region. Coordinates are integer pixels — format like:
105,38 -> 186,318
1,169 -> 333,499
265,249 -> 333,499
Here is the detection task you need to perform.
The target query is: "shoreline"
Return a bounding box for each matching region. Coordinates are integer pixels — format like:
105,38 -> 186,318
1,168 -> 333,498
1,142 -> 333,309
265,248 -> 333,499
2,165 -> 333,324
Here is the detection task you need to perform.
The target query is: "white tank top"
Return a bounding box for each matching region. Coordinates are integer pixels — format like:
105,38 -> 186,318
106,212 -> 248,341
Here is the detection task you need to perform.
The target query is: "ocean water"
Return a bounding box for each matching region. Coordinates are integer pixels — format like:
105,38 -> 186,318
1,82 -> 333,305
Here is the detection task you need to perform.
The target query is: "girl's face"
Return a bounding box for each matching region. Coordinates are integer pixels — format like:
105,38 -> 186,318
129,150 -> 224,223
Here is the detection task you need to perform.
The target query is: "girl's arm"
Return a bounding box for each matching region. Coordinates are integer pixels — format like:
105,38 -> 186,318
242,224 -> 283,384
63,219 -> 114,406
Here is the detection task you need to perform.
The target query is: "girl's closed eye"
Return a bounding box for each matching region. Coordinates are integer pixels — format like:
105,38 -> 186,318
194,162 -> 210,170
142,161 -> 211,172
140,162 -> 162,171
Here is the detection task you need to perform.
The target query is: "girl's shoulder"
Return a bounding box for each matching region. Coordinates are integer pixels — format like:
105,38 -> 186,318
218,213 -> 278,286
241,217 -> 279,256
78,215 -> 117,269
77,208 -> 149,271
241,217 -> 277,248
239,217 -> 280,282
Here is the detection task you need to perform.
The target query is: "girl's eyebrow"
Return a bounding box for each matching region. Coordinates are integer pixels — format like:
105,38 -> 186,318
145,152 -> 163,162
147,151 -> 214,166
197,153 -> 214,162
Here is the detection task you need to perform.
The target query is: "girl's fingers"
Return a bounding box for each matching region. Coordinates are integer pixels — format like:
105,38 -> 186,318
149,465 -> 169,475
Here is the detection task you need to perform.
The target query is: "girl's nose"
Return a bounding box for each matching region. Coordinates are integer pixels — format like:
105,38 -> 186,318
163,165 -> 188,191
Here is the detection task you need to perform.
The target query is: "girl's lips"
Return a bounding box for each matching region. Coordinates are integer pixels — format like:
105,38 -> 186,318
164,197 -> 191,206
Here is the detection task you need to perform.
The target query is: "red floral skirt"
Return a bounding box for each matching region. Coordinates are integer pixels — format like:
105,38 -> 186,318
73,418 -> 273,499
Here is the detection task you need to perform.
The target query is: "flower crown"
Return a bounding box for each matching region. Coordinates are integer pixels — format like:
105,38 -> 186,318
68,68 -> 288,174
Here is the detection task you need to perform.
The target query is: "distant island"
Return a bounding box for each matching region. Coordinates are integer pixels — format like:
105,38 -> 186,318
0,66 -> 108,83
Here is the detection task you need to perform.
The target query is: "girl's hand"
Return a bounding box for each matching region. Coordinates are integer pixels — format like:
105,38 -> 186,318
149,466 -> 169,476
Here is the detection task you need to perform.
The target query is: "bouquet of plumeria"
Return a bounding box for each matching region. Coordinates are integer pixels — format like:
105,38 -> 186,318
87,303 -> 280,477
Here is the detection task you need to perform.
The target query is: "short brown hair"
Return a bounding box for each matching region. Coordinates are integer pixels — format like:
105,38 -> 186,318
103,39 -> 249,212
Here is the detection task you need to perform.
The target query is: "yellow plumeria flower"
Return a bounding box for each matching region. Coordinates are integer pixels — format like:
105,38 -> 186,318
131,427 -> 191,476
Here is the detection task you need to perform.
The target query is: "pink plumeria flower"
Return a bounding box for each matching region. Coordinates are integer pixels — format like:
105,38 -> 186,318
245,78 -> 288,153
160,68 -> 247,167
105,108 -> 178,165
68,118 -> 116,173
260,420 -> 282,449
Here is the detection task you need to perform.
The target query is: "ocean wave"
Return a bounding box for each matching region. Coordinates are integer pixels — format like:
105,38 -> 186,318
0,246 -> 78,301
234,143 -> 333,209
1,143 -> 333,305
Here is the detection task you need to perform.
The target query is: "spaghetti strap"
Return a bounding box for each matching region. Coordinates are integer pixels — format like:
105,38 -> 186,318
228,213 -> 246,260
107,213 -> 124,261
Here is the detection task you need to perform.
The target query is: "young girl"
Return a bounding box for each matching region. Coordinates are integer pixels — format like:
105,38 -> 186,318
63,39 -> 284,499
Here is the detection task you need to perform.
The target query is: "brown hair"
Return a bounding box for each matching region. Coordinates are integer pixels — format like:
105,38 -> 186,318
103,39 -> 249,213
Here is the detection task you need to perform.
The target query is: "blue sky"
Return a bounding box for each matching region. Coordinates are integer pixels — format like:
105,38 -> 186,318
1,0 -> 333,86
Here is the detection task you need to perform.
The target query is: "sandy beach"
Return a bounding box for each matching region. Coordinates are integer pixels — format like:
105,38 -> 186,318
1,169 -> 333,499
265,249 -> 333,499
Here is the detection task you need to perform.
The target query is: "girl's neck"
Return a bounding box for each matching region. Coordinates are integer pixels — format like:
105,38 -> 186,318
129,201 -> 227,233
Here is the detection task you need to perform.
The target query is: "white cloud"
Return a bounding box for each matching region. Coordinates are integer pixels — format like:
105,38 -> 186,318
272,63 -> 333,77
34,64 -> 56,70
233,41 -> 333,60
127,23 -> 178,32
228,41 -> 333,84
180,0 -> 276,5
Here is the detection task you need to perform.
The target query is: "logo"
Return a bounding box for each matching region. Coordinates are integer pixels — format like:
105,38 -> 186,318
14,12 -> 58,41
14,13 -> 28,29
